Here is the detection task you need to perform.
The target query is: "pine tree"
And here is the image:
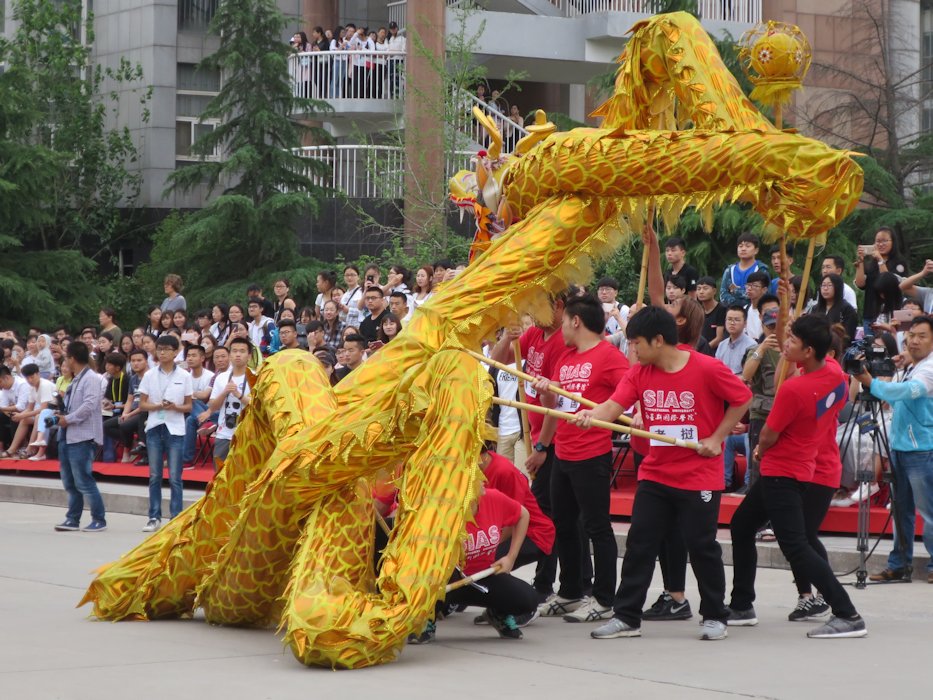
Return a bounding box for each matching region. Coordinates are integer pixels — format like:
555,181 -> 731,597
161,0 -> 331,293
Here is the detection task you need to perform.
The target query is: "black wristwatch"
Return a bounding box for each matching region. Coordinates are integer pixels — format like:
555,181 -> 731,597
533,441 -> 549,453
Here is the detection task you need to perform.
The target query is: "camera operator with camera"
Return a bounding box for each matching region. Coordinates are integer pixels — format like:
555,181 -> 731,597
52,341 -> 108,532
846,316 -> 933,583
208,336 -> 252,466
854,316 -> 933,584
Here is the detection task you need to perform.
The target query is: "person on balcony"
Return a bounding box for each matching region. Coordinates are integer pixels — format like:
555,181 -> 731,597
310,26 -> 329,100
330,25 -> 348,98
386,21 -> 405,98
373,27 -> 390,99
291,31 -> 312,99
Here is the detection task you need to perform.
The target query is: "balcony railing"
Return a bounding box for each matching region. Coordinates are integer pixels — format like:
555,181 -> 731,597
452,90 -> 530,152
391,0 -> 761,25
555,0 -> 761,22
288,50 -> 406,103
293,145 -> 478,199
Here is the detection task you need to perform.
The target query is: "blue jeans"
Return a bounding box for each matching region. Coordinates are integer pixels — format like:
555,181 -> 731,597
723,433 -> 748,488
182,400 -> 209,464
887,449 -> 933,573
146,424 -> 184,520
59,439 -> 106,524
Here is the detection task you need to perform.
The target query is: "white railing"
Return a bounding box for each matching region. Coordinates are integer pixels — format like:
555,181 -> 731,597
546,0 -> 760,22
294,145 -> 477,199
452,90 -> 530,152
387,0 -> 761,24
288,50 -> 406,103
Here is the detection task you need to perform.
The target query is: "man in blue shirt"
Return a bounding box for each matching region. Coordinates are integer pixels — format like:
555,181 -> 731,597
856,316 -> 933,583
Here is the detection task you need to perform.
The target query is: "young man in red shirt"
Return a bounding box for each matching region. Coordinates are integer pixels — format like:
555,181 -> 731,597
489,288 -> 573,601
728,315 -> 867,638
574,305 -> 751,641
411,486 -> 536,644
531,294 -> 630,622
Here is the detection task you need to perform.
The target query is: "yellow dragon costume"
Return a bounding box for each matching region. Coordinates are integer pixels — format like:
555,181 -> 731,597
79,13 -> 862,669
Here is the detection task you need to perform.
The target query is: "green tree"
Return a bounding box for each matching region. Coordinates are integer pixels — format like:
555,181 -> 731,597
0,0 -> 148,330
150,0 -> 332,301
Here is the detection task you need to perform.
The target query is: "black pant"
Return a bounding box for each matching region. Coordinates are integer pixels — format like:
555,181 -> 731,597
614,480 -> 729,627
659,521 -> 688,592
445,572 -> 538,616
0,412 -> 13,448
496,536 -> 546,571
530,447 -> 593,595
794,483 -> 834,595
747,418 -> 765,486
103,413 -> 143,448
552,452 -> 617,606
730,477 -> 857,617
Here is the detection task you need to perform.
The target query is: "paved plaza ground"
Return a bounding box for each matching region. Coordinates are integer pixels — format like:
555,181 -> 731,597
1,500 -> 929,699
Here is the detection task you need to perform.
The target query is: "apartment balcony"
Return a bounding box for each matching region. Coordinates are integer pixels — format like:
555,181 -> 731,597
388,0 -> 761,83
288,50 -> 405,136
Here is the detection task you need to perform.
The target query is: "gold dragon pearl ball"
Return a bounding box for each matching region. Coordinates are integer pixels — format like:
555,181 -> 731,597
750,31 -> 802,78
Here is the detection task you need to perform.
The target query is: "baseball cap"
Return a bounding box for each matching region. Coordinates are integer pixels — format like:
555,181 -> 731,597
762,308 -> 779,327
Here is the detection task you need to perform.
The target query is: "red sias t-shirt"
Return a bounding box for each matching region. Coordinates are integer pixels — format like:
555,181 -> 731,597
464,488 -> 521,575
484,451 -> 555,554
519,326 -> 571,443
551,341 -> 630,461
810,359 -> 848,487
763,360 -> 848,483
610,348 -> 751,490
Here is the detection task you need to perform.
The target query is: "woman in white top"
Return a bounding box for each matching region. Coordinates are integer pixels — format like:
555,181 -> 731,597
412,265 -> 434,309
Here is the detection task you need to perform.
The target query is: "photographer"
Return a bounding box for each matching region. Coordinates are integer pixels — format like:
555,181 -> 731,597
208,336 -> 251,465
137,335 -> 193,533
53,341 -> 107,532
855,315 -> 933,584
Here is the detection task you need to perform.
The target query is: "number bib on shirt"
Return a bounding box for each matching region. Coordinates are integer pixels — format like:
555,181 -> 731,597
649,423 -> 699,447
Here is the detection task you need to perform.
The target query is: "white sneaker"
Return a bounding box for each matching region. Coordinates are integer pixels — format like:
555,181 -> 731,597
850,483 -> 879,503
142,518 -> 161,533
29,439 -> 47,447
538,593 -> 583,617
563,596 -> 614,622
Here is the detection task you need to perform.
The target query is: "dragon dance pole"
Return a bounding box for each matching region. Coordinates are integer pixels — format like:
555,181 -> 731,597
492,397 -> 701,450
466,349 -> 634,425
446,564 -> 502,593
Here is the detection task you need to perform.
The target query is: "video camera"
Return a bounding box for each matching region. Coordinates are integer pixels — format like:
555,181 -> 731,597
842,335 -> 896,378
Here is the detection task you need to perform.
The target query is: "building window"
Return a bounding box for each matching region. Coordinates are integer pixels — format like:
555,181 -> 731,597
176,62 -> 221,160
178,0 -> 218,32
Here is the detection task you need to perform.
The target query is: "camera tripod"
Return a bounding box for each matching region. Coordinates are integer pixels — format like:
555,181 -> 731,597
837,388 -> 911,588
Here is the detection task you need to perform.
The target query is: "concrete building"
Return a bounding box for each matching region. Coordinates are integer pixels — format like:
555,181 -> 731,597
6,1 -> 929,257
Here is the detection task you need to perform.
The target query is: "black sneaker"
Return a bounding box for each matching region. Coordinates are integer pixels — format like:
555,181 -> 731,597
54,519 -> 79,532
642,593 -> 693,621
788,595 -> 830,622
726,606 -> 759,626
488,611 -> 523,639
407,620 -> 436,644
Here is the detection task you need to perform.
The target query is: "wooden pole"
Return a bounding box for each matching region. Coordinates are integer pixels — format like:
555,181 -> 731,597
512,340 -> 533,456
795,238 -> 817,317
446,564 -> 502,592
465,349 -> 633,425
636,243 -> 650,309
492,397 -> 701,450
